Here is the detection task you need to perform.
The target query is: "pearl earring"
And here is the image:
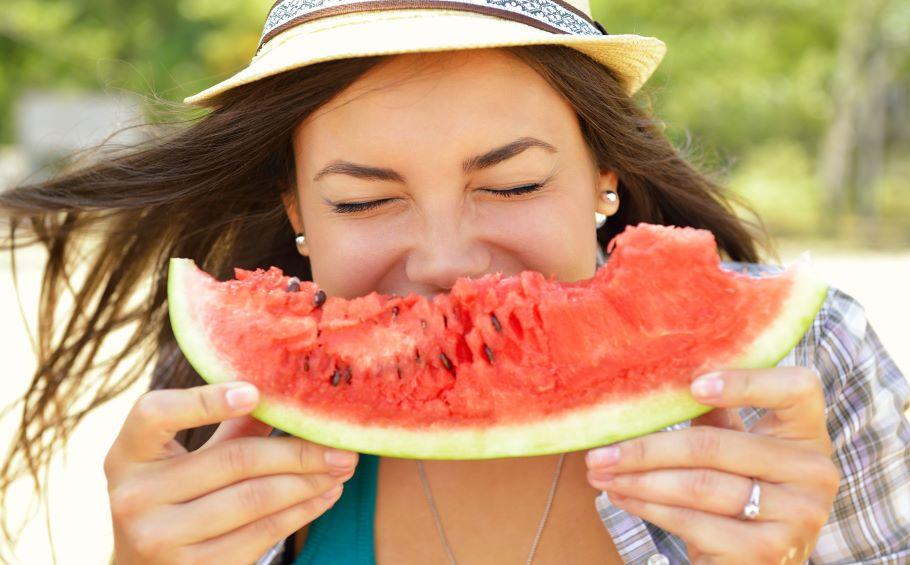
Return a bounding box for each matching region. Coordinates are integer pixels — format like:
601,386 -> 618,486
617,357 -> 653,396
595,191 -> 618,229
295,233 -> 307,255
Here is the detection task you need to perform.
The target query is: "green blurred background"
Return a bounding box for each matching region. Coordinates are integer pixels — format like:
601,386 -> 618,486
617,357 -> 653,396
0,2 -> 908,563
1,0 -> 909,244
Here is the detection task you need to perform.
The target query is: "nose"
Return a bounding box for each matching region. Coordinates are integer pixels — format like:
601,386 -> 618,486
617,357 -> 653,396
404,217 -> 491,292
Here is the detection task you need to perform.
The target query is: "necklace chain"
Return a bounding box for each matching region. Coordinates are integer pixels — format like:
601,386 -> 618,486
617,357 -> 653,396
416,453 -> 566,565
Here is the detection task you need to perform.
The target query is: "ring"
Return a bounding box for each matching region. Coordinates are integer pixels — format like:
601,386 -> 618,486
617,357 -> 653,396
738,477 -> 762,520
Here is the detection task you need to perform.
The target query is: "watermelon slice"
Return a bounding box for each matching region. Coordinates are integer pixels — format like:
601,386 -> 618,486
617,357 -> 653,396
167,223 -> 828,459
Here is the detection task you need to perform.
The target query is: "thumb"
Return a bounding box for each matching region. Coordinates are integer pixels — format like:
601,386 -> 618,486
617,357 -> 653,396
691,407 -> 746,432
199,412 -> 274,450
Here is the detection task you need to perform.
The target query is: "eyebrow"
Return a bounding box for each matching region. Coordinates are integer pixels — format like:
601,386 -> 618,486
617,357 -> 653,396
311,137 -> 557,183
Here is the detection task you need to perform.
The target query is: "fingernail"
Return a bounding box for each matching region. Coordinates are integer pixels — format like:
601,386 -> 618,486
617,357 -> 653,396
587,446 -> 620,467
325,449 -> 357,468
321,485 -> 343,500
225,383 -> 258,409
692,374 -> 724,398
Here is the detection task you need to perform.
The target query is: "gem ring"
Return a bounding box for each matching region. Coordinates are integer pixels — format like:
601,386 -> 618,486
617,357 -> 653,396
738,477 -> 762,520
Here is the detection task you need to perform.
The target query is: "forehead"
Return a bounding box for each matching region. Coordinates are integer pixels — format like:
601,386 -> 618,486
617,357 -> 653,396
293,49 -> 578,160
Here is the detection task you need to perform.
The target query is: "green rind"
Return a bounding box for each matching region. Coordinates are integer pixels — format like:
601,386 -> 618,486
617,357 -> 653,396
167,257 -> 828,460
252,388 -> 712,459
168,259 -> 242,385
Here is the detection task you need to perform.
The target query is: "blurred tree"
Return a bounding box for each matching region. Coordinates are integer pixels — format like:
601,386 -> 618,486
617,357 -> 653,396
591,0 -> 847,165
0,0 -> 264,143
817,0 -> 908,238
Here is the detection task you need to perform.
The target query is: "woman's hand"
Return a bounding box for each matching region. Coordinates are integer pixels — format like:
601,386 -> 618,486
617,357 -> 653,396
585,367 -> 841,564
103,382 -> 359,564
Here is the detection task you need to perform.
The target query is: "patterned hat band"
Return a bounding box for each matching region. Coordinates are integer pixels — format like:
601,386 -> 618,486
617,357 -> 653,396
258,0 -> 608,54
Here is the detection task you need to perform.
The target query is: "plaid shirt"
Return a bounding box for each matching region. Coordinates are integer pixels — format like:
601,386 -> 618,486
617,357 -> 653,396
256,262 -> 910,564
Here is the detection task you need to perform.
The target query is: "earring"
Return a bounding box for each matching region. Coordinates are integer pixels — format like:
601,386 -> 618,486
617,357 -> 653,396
295,233 -> 308,255
595,190 -> 617,229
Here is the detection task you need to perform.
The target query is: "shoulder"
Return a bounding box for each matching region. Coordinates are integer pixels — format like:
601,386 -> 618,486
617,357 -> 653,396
719,260 -> 785,277
730,260 -> 910,435
722,260 -> 901,388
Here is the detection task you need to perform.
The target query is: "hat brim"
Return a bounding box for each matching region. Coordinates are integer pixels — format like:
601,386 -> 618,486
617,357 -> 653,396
184,9 -> 666,107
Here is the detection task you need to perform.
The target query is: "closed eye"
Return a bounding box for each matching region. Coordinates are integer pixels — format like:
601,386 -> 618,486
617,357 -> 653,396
485,183 -> 544,198
330,183 -> 545,215
331,198 -> 394,215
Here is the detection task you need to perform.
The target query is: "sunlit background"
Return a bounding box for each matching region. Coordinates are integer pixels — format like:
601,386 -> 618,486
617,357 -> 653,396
1,1 -> 908,563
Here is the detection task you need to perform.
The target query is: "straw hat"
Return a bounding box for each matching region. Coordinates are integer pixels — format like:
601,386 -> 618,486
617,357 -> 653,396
184,0 -> 666,107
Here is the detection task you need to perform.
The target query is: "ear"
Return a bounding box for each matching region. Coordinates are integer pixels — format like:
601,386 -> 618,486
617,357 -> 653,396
280,189 -> 304,234
595,169 -> 620,217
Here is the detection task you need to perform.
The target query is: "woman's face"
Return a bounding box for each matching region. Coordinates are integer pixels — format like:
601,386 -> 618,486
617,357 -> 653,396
284,48 -> 619,299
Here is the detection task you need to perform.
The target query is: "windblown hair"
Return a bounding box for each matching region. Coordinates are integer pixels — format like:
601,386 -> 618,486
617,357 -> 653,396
0,44 -> 767,557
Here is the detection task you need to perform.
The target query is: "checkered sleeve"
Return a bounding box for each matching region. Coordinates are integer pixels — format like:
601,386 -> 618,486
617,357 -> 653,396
810,288 -> 910,563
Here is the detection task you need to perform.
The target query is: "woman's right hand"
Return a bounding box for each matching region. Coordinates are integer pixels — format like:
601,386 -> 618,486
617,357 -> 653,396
103,381 -> 358,564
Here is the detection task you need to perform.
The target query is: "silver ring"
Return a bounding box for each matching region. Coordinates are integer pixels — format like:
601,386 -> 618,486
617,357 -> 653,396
738,477 -> 762,520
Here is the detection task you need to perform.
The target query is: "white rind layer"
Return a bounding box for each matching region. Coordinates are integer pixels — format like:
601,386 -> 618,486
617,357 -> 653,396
255,387 -> 709,459
167,257 -> 829,460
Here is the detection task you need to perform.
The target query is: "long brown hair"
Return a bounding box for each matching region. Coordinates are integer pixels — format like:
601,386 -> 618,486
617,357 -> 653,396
0,44 -> 767,557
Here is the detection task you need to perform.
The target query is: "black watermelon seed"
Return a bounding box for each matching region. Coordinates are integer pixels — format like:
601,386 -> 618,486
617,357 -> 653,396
440,352 -> 453,371
392,306 -> 399,319
443,315 -> 448,329
331,369 -> 342,386
490,313 -> 502,333
304,355 -> 310,371
396,366 -> 402,379
343,367 -> 352,384
286,277 -> 301,292
483,344 -> 494,364
415,350 -> 421,362
313,290 -> 327,308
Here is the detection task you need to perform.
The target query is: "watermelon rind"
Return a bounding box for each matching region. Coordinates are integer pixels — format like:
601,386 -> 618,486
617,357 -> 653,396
167,256 -> 829,460
724,257 -> 829,370
168,259 -> 244,385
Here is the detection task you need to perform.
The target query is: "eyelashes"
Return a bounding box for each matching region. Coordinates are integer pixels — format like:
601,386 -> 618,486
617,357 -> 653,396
332,198 -> 393,214
331,183 -> 545,215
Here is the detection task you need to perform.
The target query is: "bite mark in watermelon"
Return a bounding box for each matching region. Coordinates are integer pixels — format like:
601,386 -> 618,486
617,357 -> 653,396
167,223 -> 829,459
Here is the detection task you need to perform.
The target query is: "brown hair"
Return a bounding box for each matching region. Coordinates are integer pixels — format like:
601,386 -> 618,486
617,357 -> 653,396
0,44 -> 767,557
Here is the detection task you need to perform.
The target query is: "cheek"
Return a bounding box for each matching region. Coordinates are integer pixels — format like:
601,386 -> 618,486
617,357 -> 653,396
488,199 -> 597,282
308,222 -> 405,298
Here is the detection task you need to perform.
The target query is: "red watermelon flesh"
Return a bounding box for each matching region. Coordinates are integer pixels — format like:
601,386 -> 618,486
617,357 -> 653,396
168,223 -> 828,459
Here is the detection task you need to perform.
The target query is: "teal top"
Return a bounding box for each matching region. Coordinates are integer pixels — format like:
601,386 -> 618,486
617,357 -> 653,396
292,452 -> 379,564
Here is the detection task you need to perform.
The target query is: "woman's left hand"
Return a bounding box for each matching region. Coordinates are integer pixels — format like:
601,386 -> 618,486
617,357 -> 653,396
585,367 -> 841,564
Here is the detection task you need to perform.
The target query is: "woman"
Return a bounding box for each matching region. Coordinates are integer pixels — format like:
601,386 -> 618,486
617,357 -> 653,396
1,1 -> 907,563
